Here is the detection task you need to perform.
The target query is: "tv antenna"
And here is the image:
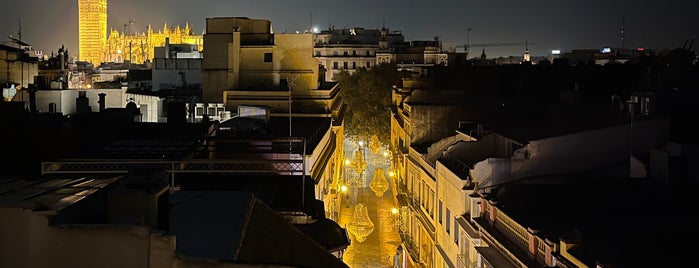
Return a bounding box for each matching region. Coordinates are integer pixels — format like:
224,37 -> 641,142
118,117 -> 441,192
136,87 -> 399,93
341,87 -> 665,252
287,74 -> 300,138
621,16 -> 625,49
17,19 -> 22,41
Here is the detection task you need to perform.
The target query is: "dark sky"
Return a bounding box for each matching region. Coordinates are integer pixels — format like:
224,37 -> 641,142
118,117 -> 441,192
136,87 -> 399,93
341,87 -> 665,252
3,0 -> 699,58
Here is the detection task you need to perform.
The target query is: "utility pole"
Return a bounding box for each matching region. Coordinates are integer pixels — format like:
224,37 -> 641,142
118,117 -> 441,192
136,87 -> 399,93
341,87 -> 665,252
17,19 -> 22,41
466,28 -> 473,56
621,16 -> 625,50
123,19 -> 135,53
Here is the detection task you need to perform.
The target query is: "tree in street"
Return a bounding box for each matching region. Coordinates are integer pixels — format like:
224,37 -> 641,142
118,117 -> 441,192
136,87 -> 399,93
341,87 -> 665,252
336,63 -> 404,149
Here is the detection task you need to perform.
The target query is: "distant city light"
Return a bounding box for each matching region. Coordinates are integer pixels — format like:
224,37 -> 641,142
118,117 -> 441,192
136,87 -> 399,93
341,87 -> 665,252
340,185 -> 348,193
636,47 -> 645,51
551,49 -> 561,55
312,27 -> 320,34
601,47 -> 612,53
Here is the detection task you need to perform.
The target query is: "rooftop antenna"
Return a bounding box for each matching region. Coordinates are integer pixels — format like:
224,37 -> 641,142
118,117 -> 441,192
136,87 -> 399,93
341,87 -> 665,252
287,74 -> 300,139
17,19 -> 22,41
620,16 -> 625,49
466,28 -> 473,55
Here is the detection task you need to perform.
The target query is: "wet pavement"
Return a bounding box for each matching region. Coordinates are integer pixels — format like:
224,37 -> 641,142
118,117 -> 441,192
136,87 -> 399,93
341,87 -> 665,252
338,140 -> 402,268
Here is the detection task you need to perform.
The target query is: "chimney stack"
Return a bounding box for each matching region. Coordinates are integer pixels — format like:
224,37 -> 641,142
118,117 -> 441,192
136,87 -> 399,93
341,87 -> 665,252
98,93 -> 106,112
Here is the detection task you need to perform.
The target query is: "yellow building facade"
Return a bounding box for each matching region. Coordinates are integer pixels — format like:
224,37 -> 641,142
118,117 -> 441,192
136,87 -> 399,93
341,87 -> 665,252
78,0 -> 107,65
104,23 -> 203,64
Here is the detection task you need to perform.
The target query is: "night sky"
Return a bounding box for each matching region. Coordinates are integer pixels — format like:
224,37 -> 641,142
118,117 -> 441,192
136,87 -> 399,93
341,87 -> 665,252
3,0 -> 698,58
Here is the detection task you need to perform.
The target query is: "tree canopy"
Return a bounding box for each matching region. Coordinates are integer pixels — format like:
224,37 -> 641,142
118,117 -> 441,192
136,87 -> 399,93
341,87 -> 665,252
337,63 -> 404,148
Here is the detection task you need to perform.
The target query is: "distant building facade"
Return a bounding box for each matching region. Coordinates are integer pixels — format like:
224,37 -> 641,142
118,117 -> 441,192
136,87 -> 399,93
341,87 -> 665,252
313,27 -> 405,82
152,39 -> 202,91
104,23 -> 203,64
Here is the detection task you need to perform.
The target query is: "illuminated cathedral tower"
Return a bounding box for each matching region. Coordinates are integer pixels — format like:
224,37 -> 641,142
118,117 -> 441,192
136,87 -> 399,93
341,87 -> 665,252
78,0 -> 108,65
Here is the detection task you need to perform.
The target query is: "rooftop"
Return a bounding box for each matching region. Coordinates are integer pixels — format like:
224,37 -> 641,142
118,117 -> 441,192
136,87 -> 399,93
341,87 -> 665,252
171,190 -> 348,268
488,177 -> 699,267
0,175 -> 123,213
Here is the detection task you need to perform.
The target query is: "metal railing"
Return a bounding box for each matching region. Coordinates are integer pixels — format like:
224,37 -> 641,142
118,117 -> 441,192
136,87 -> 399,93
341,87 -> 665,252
41,159 -> 304,175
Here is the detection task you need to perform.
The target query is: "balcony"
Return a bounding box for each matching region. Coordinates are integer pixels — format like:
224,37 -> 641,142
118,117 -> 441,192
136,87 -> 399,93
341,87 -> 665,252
457,254 -> 479,268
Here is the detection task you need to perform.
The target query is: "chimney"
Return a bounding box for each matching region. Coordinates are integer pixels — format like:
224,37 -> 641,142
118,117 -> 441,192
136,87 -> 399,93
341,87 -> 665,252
98,93 -> 106,112
76,91 -> 90,114
28,84 -> 37,114
165,37 -> 170,59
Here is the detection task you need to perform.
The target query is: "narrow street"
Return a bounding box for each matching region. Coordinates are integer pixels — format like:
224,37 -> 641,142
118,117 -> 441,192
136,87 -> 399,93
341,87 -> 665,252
338,139 -> 402,268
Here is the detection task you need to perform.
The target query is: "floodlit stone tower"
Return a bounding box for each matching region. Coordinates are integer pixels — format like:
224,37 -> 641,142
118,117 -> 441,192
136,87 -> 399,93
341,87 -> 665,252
78,0 -> 107,65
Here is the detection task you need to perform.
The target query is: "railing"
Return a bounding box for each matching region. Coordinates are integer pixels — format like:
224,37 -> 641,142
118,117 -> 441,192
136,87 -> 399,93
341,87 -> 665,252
400,232 -> 421,265
494,211 -> 528,250
534,236 -> 547,264
42,159 -> 304,175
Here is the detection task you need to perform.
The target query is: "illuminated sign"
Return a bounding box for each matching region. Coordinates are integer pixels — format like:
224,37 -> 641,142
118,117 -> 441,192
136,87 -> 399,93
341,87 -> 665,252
551,50 -> 561,55
238,105 -> 268,118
